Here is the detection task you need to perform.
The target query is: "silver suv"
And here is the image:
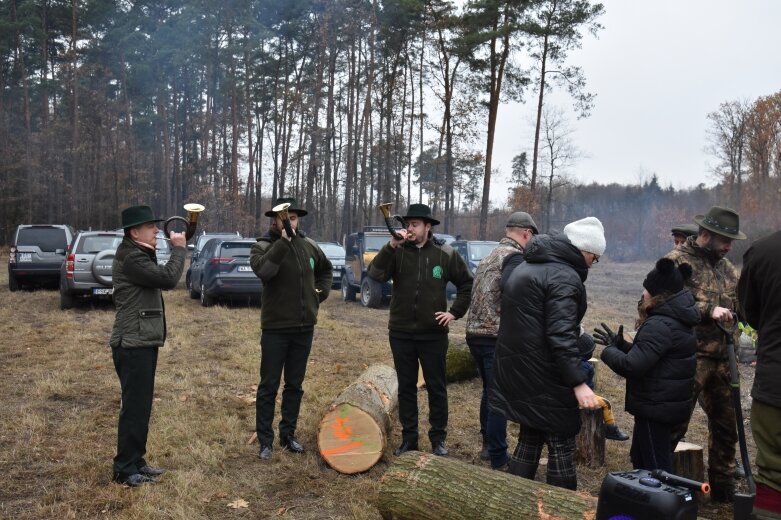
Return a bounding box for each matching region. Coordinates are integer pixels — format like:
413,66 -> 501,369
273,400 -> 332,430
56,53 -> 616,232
59,230 -> 123,309
9,224 -> 75,290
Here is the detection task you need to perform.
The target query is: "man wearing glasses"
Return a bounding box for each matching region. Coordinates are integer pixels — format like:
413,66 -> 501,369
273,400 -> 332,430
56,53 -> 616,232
490,216 -> 605,489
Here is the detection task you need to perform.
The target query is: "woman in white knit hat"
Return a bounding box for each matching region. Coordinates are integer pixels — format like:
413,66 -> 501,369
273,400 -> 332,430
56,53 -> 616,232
489,216 -> 605,490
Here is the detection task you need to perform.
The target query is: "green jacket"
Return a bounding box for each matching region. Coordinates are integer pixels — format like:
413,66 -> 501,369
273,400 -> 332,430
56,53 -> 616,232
368,238 -> 473,334
109,238 -> 186,349
250,231 -> 332,330
666,236 -> 739,358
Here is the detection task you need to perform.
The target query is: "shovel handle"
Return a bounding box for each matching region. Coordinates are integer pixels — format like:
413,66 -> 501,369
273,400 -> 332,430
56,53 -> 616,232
714,312 -> 739,338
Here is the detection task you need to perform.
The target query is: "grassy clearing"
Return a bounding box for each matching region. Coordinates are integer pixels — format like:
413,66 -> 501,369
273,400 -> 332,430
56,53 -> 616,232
0,256 -> 750,519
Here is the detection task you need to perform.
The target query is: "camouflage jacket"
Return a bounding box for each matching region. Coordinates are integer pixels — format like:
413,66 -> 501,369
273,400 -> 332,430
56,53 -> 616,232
665,236 -> 739,358
465,237 -> 525,338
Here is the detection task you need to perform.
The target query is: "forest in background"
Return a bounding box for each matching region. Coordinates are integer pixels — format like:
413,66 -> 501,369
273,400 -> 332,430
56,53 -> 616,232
1,0 -> 780,261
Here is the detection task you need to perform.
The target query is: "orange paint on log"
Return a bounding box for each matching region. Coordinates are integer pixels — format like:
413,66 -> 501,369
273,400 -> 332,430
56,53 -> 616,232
321,441 -> 364,457
333,417 -> 353,440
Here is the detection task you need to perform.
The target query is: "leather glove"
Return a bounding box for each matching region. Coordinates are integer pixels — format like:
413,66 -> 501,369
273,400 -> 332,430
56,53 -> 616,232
593,322 -> 629,353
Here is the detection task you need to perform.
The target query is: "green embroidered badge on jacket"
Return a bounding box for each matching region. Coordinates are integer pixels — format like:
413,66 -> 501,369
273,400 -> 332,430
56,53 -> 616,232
433,265 -> 443,279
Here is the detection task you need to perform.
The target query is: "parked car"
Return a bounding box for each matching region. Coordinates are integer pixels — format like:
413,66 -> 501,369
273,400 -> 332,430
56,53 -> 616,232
341,226 -> 393,308
155,231 -> 172,265
59,230 -> 123,309
186,231 -> 243,291
446,240 -> 500,299
317,241 -> 346,289
434,233 -> 457,245
451,240 -> 501,274
8,224 -> 75,291
188,238 -> 261,306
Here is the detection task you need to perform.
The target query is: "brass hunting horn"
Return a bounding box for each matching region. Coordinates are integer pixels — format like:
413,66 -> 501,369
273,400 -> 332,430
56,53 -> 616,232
378,202 -> 408,240
163,203 -> 205,240
272,202 -> 295,237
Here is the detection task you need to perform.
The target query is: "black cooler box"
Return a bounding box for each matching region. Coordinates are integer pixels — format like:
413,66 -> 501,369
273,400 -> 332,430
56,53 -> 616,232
596,469 -> 699,520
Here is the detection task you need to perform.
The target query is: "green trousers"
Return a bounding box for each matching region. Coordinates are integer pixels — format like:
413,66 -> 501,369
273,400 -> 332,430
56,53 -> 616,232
752,400 -> 781,492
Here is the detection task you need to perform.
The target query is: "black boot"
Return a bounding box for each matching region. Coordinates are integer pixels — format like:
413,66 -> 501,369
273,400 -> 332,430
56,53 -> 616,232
547,474 -> 577,490
507,459 -> 537,479
605,424 -> 630,441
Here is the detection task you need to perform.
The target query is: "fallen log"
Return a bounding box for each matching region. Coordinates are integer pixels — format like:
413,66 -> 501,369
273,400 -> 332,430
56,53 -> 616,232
317,364 -> 398,474
377,451 -> 597,520
416,343 -> 479,389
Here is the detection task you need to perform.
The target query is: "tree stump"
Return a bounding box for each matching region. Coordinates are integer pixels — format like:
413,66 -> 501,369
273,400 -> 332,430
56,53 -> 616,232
317,364 -> 398,474
377,451 -> 597,520
673,441 -> 705,483
575,409 -> 605,467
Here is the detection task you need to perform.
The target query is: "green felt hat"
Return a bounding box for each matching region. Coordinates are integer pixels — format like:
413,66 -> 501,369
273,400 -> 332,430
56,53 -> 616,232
265,197 -> 308,217
693,206 -> 746,240
403,203 -> 439,226
121,205 -> 163,229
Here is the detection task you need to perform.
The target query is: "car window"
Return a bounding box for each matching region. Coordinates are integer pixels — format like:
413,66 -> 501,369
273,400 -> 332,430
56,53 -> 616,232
16,227 -> 68,251
364,235 -> 388,251
469,243 -> 498,261
220,242 -> 252,258
156,234 -> 170,253
78,235 -> 123,253
320,243 -> 345,257
196,234 -> 238,251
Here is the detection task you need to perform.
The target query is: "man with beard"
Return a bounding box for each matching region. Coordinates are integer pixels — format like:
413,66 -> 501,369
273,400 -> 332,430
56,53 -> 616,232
368,203 -> 473,457
250,197 -> 332,461
666,206 -> 747,502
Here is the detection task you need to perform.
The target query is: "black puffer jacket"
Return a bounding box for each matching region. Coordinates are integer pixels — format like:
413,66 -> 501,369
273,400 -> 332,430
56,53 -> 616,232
489,234 -> 589,437
601,290 -> 699,424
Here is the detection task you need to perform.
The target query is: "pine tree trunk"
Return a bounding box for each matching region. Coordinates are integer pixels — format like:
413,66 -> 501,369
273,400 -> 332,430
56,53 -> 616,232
318,364 -> 398,474
446,343 -> 477,383
377,451 -> 597,520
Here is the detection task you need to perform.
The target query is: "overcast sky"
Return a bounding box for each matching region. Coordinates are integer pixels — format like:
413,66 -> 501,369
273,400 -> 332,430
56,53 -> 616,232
487,0 -> 781,199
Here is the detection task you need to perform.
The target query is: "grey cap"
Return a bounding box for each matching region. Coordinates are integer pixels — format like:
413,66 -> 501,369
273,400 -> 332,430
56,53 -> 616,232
506,212 -> 538,234
670,223 -> 699,237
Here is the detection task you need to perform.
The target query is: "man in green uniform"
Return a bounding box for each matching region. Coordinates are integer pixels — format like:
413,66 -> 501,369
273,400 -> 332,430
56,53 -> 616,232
666,206 -> 746,502
368,203 -> 473,457
250,197 -> 332,461
110,205 -> 187,486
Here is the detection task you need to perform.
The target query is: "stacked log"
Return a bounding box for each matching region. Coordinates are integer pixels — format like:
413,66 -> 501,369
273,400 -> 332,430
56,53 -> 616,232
377,451 -> 597,519
317,364 -> 398,474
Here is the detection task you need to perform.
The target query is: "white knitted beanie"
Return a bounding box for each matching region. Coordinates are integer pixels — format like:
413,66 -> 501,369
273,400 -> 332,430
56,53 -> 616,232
563,217 -> 606,256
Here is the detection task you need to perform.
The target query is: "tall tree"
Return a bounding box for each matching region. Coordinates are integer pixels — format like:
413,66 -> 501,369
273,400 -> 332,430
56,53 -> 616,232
458,0 -> 532,239
523,0 -> 603,211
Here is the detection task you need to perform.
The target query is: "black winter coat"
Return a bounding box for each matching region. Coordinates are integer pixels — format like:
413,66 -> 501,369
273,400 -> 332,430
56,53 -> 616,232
601,290 -> 699,424
489,233 -> 590,438
738,230 -> 781,408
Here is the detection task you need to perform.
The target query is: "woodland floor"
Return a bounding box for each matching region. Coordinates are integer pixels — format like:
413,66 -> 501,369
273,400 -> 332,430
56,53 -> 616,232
0,255 -> 754,519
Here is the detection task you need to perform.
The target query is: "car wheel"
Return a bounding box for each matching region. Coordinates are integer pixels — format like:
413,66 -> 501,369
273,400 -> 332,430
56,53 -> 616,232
360,277 -> 382,308
189,275 -> 200,299
200,282 -> 214,307
342,274 -> 357,301
59,282 -> 74,310
8,272 -> 19,292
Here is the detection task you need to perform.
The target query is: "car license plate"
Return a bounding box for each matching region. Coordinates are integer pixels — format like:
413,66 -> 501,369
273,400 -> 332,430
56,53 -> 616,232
237,266 -> 252,272
93,287 -> 113,295
333,269 -> 341,277
18,253 -> 32,262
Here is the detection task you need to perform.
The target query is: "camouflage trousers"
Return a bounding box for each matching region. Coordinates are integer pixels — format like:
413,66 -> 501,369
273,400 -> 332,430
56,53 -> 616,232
671,357 -> 738,482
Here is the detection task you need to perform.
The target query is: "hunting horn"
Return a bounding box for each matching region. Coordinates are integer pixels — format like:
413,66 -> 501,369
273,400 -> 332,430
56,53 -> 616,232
163,203 -> 205,241
378,202 -> 408,241
272,202 -> 295,238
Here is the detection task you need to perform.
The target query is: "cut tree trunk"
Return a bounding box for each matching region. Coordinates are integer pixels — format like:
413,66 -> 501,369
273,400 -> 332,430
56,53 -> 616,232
317,364 -> 398,474
377,451 -> 597,519
576,409 -> 605,467
673,441 -> 705,483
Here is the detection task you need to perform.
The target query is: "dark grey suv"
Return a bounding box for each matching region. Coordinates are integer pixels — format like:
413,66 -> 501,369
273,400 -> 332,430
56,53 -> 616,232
188,238 -> 261,306
59,231 -> 124,309
9,224 -> 75,290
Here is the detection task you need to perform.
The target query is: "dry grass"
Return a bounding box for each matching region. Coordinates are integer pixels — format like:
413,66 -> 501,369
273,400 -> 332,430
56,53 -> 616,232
0,254 -> 751,519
